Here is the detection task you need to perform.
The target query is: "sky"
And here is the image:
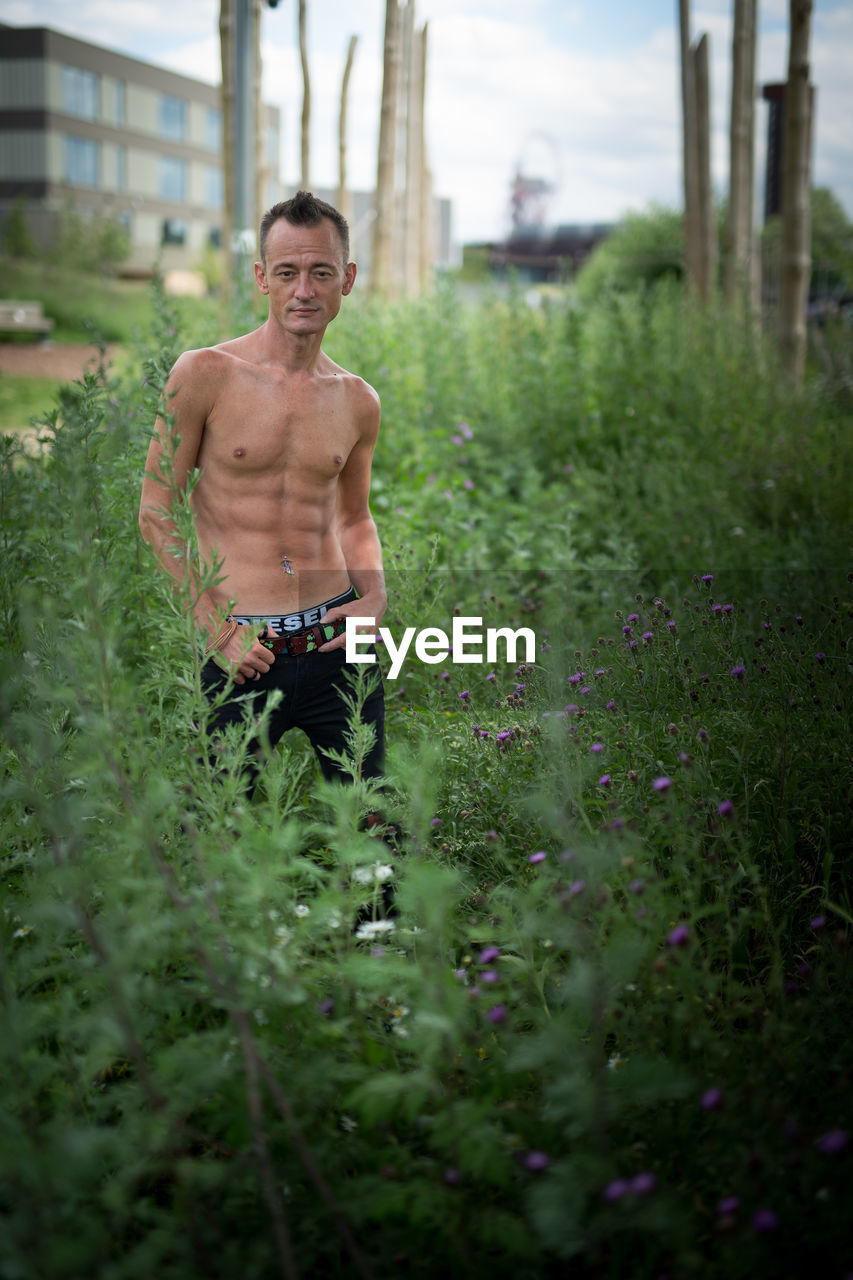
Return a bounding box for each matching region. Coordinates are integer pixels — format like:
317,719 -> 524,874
5,0 -> 852,247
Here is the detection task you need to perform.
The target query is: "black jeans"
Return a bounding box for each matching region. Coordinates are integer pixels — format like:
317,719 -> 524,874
200,647 -> 385,797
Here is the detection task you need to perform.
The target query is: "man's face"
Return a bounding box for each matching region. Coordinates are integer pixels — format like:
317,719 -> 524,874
255,217 -> 356,335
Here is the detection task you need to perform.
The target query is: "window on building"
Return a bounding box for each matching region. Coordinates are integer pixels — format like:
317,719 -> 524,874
64,135 -> 99,187
162,218 -> 187,246
159,155 -> 187,202
205,108 -> 222,151
115,80 -> 126,126
204,166 -> 223,210
159,95 -> 187,142
116,145 -> 127,192
62,66 -> 99,120
208,227 -> 222,248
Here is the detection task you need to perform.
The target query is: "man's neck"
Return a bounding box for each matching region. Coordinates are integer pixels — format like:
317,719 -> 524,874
257,318 -> 327,376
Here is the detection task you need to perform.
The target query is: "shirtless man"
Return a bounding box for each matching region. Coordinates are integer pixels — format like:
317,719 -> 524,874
139,190 -> 386,793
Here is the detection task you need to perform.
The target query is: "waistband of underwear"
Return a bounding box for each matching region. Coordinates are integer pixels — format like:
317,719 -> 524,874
230,585 -> 357,636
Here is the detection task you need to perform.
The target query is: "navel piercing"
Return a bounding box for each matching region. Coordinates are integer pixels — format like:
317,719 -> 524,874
280,553 -> 295,576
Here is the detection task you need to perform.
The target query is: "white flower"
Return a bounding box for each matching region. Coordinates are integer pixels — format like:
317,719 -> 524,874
12,925 -> 33,939
354,862 -> 395,885
607,1054 -> 627,1070
355,919 -> 397,940
326,910 -> 343,930
340,1115 -> 359,1133
294,903 -> 310,918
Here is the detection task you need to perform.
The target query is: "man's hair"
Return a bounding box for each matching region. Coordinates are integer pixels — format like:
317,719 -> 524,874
259,190 -> 350,265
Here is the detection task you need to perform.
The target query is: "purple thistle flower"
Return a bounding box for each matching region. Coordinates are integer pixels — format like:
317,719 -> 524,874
627,614 -> 639,624
602,1178 -> 629,1203
816,1128 -> 848,1155
642,631 -> 654,643
451,433 -> 464,446
430,817 -> 442,827
731,665 -> 746,679
606,699 -> 617,711
459,689 -> 470,700
568,879 -> 586,896
652,776 -> 672,792
463,478 -> 475,491
622,625 -> 633,637
599,774 -> 611,787
628,1172 -> 656,1195
701,574 -> 714,585
318,998 -> 334,1014
591,742 -> 604,754
628,879 -> 645,894
667,923 -> 690,947
701,1087 -> 723,1111
523,1150 -> 550,1172
717,1196 -> 740,1216
815,652 -> 826,664
529,851 -> 547,864
443,1167 -> 461,1186
717,799 -> 734,818
751,1208 -> 779,1233
486,671 -> 496,682
487,1004 -> 507,1024
458,421 -> 474,440
481,969 -> 499,983
479,946 -> 500,963
810,915 -> 827,930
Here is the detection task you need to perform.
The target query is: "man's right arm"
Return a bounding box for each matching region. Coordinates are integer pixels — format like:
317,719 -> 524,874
138,351 -> 274,685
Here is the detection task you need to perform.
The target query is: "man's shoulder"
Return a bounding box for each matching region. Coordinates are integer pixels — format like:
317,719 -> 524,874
325,360 -> 380,413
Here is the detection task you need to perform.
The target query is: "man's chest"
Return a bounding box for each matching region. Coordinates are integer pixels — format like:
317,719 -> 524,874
201,372 -> 358,479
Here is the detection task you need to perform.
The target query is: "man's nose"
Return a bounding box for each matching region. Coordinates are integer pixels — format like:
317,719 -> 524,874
294,273 -> 314,297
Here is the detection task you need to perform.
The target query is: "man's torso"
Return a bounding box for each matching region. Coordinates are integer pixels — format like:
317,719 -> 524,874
189,340 -> 363,613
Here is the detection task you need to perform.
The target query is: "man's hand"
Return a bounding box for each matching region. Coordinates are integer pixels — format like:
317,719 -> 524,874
214,624 -> 276,685
319,589 -> 387,653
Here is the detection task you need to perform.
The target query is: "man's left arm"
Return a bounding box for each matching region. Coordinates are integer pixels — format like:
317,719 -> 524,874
320,384 -> 386,651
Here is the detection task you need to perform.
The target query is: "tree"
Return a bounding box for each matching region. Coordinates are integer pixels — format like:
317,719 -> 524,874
1,197 -> 37,259
777,0 -> 814,386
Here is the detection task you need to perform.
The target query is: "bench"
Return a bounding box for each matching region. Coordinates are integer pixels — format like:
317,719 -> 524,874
0,300 -> 55,341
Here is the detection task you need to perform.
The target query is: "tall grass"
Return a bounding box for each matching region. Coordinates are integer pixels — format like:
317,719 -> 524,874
0,281 -> 850,1279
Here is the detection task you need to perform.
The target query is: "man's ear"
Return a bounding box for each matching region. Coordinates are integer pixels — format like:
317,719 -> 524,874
342,262 -> 357,296
254,260 -> 269,295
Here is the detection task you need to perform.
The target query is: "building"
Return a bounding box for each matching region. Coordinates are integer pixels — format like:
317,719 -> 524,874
0,23 -> 280,273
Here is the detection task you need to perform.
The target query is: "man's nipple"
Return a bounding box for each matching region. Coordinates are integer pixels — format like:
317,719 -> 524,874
334,454 -> 342,466
233,446 -> 246,458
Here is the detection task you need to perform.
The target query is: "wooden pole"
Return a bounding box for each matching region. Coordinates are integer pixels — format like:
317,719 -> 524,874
219,0 -> 235,288
678,0 -> 701,295
298,0 -> 311,190
416,22 -> 432,291
778,0 -> 814,386
726,0 -> 758,309
370,0 -> 401,299
693,33 -> 716,301
337,35 -> 358,226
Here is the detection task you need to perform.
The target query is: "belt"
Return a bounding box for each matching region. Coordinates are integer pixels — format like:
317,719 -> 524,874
259,615 -> 348,656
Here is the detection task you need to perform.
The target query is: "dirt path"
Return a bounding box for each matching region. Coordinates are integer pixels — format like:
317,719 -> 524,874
0,341 -> 122,381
